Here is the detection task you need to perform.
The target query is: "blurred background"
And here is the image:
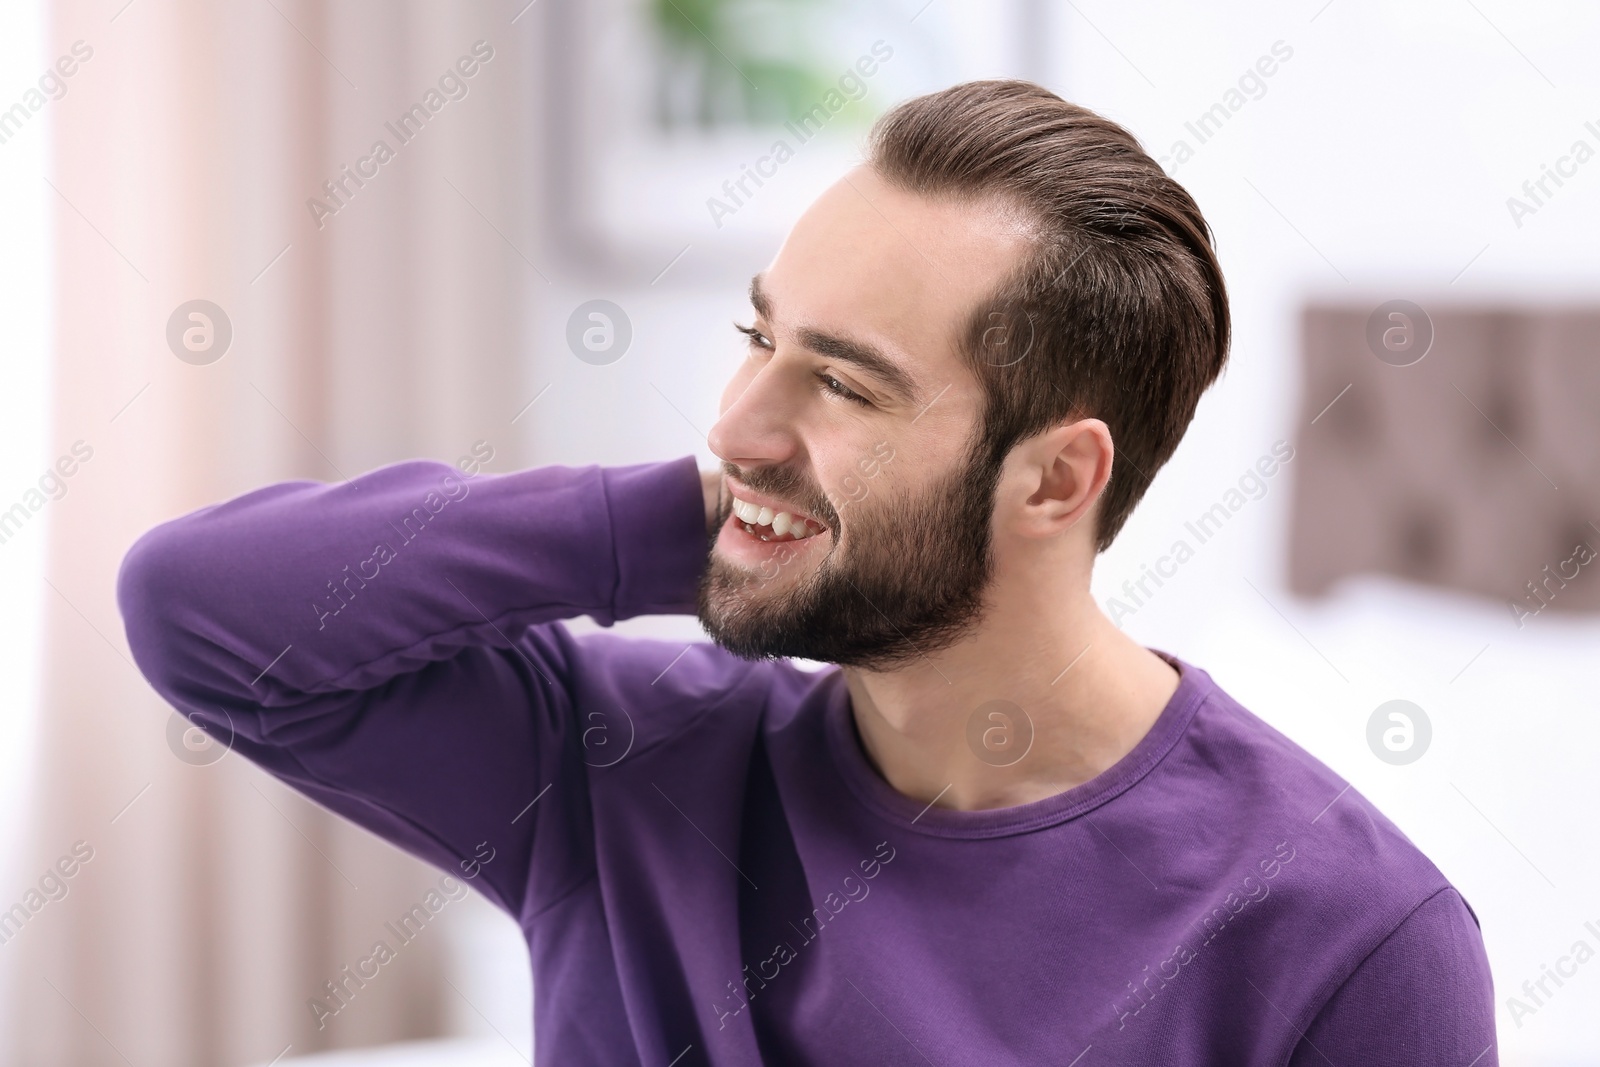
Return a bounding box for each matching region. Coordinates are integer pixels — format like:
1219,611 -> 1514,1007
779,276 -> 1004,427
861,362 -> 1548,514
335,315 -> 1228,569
1,0 -> 1597,1063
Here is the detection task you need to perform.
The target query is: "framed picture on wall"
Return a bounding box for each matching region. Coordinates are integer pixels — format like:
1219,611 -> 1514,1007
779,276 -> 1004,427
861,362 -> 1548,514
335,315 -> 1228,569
542,0 -> 1054,285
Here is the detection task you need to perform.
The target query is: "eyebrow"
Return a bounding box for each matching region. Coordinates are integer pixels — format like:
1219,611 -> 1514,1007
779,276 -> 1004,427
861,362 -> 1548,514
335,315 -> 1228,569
749,274 -> 922,407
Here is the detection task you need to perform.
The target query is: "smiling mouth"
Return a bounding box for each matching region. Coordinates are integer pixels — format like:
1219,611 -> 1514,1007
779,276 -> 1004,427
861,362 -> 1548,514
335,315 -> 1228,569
728,493 -> 827,542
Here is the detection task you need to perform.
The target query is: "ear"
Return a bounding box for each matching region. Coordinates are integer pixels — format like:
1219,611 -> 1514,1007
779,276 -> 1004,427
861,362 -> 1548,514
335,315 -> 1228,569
1004,417 -> 1114,540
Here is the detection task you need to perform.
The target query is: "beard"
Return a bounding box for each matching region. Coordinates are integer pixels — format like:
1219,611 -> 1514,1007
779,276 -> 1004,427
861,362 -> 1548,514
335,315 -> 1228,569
695,434 -> 1003,671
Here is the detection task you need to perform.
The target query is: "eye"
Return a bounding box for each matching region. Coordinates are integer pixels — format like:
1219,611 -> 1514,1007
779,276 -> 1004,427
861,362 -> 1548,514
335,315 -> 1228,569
735,322 -> 871,407
733,322 -> 772,351
816,372 -> 872,407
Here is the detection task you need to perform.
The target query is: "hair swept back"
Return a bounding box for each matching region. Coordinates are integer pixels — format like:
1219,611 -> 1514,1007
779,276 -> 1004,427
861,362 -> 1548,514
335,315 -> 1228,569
866,79 -> 1231,552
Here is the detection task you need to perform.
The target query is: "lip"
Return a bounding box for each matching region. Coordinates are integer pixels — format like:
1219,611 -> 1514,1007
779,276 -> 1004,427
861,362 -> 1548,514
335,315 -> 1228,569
723,475 -> 829,531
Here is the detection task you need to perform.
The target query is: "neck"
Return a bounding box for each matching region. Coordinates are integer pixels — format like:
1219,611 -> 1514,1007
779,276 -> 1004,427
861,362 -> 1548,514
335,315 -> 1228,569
841,585 -> 1180,812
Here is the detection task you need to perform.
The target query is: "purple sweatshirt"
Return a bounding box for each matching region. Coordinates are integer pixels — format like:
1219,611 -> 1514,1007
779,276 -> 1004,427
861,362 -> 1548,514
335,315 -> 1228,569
117,454 -> 1497,1065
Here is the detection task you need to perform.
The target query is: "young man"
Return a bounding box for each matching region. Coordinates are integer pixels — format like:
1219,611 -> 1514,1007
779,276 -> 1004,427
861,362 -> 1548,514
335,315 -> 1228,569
119,81 -> 1496,1064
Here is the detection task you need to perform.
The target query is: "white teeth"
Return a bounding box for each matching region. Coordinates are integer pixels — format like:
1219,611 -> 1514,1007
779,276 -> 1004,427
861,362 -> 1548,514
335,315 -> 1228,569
730,494 -> 823,540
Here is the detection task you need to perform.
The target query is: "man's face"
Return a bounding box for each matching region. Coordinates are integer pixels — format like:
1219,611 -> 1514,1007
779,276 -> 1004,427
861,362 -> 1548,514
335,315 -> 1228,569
696,166 -> 1034,669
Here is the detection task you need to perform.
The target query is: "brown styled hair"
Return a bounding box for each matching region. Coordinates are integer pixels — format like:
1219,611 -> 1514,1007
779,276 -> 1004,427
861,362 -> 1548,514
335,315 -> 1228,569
865,79 -> 1231,552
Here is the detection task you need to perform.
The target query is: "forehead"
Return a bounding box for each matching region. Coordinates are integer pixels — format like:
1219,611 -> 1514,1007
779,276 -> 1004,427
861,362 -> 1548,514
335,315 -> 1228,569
761,165 -> 1035,389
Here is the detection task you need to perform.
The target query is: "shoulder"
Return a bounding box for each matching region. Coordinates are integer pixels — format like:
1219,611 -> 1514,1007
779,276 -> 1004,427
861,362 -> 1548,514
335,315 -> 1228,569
1288,886 -> 1496,1065
1148,661 -> 1487,1027
1170,663 -> 1451,901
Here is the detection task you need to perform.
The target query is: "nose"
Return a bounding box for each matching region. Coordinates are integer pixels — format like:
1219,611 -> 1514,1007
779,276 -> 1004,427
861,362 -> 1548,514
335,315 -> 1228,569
707,357 -> 801,471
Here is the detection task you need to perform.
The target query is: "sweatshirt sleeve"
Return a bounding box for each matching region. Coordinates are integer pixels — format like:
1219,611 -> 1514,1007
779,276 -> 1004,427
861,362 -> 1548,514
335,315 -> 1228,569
116,454 -> 710,918
1286,887 -> 1498,1066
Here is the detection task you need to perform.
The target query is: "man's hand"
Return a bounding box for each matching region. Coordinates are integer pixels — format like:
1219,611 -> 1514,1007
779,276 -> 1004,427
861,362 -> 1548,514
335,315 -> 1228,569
701,469 -> 722,537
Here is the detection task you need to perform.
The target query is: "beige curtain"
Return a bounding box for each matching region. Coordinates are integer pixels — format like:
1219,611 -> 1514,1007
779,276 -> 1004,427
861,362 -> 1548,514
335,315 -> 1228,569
4,1 -> 539,1063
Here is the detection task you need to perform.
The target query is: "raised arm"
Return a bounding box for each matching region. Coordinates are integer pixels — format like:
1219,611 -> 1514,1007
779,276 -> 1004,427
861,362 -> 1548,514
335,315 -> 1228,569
116,453 -> 711,917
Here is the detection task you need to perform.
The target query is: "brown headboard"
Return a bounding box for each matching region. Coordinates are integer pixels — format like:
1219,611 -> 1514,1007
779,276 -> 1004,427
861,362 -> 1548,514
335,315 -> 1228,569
1288,302 -> 1600,622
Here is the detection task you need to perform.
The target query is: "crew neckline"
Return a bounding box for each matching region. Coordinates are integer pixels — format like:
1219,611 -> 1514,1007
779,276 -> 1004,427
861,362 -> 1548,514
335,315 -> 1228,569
821,648 -> 1214,839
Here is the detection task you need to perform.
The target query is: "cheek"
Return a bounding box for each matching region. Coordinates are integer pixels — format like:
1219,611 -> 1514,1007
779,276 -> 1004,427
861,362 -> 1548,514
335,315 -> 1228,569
831,464 -> 871,506
816,440 -> 889,513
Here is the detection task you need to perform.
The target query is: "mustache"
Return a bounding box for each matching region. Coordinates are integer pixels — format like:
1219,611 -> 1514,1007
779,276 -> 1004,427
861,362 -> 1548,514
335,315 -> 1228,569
721,461 -> 840,530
